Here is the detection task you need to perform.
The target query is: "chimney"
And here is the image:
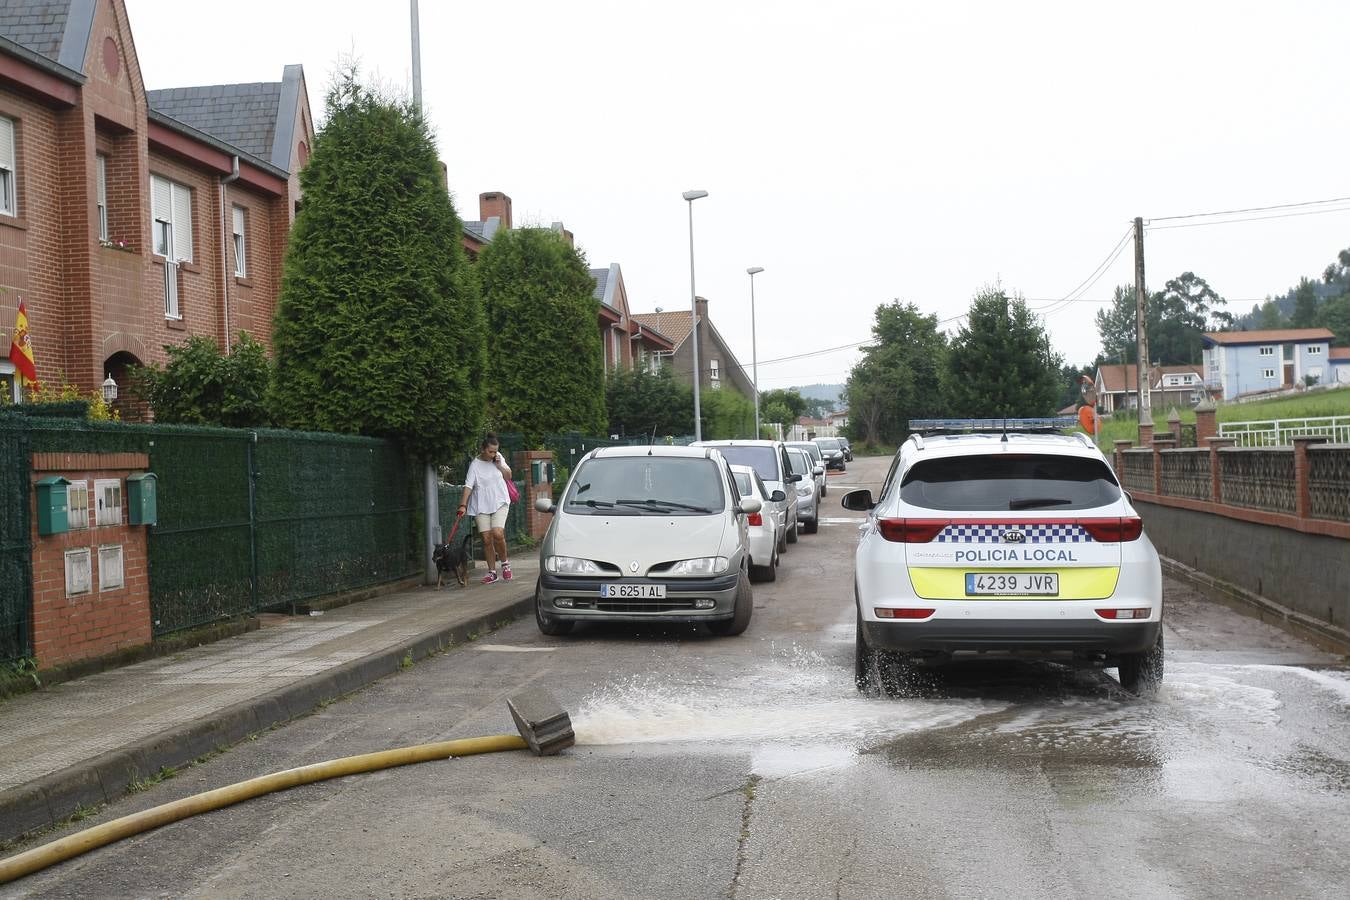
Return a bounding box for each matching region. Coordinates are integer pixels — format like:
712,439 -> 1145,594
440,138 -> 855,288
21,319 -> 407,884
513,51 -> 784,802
479,192 -> 512,230
694,296 -> 709,323
550,221 -> 575,249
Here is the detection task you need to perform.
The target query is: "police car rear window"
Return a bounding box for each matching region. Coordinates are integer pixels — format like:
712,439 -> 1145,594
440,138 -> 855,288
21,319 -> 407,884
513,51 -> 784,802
899,454 -> 1121,511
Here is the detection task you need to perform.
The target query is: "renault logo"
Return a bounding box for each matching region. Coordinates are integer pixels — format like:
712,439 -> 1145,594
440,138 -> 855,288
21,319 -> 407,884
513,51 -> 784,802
629,561 -> 640,573
1002,530 -> 1026,544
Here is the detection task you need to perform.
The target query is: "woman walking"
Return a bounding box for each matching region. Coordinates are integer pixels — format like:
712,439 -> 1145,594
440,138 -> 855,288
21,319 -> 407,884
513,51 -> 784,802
457,434 -> 514,585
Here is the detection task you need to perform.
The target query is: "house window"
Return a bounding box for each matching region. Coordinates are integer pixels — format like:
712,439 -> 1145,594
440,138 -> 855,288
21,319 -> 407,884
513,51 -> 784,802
96,154 -> 108,240
150,174 -> 193,262
1262,368 -> 1276,380
98,544 -> 124,591
710,359 -> 720,380
1307,345 -> 1322,355
95,478 -> 122,526
0,115 -> 15,217
65,548 -> 92,597
0,360 -> 17,403
67,481 -> 90,529
232,205 -> 246,276
611,329 -> 621,371
1258,346 -> 1274,357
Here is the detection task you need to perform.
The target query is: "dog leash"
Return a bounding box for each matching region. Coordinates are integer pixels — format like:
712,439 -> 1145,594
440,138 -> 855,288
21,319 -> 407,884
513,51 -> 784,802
445,510 -> 465,544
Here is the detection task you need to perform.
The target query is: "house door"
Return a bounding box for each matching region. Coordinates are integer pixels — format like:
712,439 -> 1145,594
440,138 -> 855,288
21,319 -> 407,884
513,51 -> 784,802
1283,363 -> 1294,386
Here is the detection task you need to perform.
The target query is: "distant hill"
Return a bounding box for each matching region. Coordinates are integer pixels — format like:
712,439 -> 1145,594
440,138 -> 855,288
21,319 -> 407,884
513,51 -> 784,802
789,383 -> 844,410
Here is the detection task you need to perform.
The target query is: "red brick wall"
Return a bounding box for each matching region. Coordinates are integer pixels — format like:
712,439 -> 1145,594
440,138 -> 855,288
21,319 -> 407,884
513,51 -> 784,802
513,450 -> 555,540
29,451 -> 152,668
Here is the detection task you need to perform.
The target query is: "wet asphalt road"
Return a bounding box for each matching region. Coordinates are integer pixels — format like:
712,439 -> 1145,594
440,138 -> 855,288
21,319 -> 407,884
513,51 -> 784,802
4,456 -> 1350,899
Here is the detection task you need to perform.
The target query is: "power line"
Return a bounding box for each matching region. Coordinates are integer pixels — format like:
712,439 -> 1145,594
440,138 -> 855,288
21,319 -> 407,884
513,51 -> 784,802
1145,204 -> 1350,231
1032,227 -> 1134,317
1147,194 -> 1350,223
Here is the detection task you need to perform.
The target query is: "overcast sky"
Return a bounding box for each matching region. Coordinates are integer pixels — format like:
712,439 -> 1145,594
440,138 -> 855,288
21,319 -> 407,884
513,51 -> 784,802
127,0 -> 1350,391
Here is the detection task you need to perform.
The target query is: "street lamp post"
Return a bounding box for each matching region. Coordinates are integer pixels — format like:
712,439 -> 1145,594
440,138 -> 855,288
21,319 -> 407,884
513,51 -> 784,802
746,267 -> 764,437
683,190 -> 709,441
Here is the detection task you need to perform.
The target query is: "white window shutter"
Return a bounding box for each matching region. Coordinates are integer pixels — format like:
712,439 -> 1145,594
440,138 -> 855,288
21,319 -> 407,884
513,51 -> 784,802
151,175 -> 171,223
232,205 -> 244,236
172,184 -> 192,262
0,116 -> 14,171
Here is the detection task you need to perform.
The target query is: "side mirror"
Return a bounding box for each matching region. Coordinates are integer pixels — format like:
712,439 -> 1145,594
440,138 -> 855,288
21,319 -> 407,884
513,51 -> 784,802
738,496 -> 762,515
534,497 -> 555,514
786,473 -> 802,483
769,489 -> 786,503
840,489 -> 875,511
813,465 -> 824,476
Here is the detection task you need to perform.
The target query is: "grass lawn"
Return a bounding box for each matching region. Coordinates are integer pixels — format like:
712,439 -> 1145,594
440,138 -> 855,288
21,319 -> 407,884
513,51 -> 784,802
1092,385 -> 1350,446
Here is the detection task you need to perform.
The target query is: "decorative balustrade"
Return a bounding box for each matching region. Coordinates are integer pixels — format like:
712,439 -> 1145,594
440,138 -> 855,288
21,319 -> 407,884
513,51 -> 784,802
1308,444 -> 1350,523
1119,450 -> 1154,494
1217,448 -> 1296,514
1158,448 -> 1211,500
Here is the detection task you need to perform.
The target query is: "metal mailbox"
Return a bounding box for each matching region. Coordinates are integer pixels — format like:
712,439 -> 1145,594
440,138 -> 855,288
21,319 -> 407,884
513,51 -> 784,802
126,472 -> 158,526
35,476 -> 70,536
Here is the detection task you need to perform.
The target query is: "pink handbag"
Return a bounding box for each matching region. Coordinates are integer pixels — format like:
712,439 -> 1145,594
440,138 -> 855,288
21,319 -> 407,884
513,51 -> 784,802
504,473 -> 520,503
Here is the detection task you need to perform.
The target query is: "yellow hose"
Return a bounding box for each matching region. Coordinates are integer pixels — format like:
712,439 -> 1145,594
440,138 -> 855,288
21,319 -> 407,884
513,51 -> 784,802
0,733 -> 528,885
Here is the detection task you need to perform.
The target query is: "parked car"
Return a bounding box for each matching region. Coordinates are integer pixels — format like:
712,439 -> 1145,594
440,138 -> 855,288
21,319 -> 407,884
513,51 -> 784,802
785,446 -> 820,534
846,426 -> 1164,695
838,437 -> 854,462
813,437 -> 847,472
731,464 -> 780,581
787,441 -> 828,497
693,439 -> 801,551
533,446 -> 759,636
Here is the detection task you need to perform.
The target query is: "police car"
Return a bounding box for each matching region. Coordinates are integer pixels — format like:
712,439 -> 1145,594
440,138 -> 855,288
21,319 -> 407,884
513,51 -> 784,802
844,419 -> 1164,695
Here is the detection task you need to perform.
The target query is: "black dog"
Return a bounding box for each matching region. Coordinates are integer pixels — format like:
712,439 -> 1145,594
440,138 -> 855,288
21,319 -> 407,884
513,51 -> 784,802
432,530 -> 474,589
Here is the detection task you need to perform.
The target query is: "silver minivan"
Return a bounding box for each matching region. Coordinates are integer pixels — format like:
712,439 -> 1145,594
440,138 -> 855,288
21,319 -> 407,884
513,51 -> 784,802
533,446 -> 760,636
693,440 -> 801,552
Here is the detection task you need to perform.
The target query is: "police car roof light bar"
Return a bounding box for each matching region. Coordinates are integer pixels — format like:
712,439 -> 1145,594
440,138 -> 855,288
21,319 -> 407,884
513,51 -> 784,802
908,417 -> 1079,435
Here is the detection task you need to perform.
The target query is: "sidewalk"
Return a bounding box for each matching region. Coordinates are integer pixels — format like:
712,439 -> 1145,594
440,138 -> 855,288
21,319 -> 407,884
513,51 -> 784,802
0,557 -> 539,844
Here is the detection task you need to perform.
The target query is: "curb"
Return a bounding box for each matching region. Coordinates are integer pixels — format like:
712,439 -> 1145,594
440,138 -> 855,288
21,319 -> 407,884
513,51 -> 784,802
1162,555 -> 1350,656
0,588 -> 536,846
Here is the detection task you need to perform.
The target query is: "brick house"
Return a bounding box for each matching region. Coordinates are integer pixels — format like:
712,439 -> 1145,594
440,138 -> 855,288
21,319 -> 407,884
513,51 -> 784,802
0,0 -> 312,411
631,298 -> 755,397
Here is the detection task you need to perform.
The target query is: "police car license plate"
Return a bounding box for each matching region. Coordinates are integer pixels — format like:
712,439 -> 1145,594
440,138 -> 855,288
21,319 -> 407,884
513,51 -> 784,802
600,583 -> 666,600
964,573 -> 1059,596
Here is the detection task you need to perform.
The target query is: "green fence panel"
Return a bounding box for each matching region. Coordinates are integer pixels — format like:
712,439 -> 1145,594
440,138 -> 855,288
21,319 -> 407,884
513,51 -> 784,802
439,480 -> 527,551
0,418 -> 32,665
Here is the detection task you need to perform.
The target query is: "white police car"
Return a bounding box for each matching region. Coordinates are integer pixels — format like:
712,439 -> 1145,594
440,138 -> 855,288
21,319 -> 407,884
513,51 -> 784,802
845,419 -> 1164,695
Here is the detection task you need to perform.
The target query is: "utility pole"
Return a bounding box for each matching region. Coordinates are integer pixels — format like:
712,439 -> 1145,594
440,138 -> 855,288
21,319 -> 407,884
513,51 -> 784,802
1133,216 -> 1151,424
410,0 -> 423,113
412,0 -> 438,585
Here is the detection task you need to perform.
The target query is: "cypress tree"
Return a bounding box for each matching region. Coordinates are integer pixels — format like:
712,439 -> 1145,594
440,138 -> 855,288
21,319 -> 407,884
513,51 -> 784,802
477,228 -> 606,440
270,69 -> 485,460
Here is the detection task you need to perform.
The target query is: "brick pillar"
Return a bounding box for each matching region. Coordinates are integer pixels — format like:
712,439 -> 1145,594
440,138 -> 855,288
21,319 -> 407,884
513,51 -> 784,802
1150,437 -> 1175,495
1166,408 -> 1182,444
1205,436 -> 1236,503
1138,421 -> 1154,448
1112,439 -> 1133,475
513,450 -> 555,539
1292,436 -> 1329,520
1194,398 -> 1218,445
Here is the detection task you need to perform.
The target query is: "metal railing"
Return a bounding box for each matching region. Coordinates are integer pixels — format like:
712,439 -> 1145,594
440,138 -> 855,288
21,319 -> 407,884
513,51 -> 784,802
1218,415 -> 1350,447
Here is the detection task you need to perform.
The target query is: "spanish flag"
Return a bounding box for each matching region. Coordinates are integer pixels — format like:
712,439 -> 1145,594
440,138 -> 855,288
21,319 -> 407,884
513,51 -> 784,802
8,298 -> 38,388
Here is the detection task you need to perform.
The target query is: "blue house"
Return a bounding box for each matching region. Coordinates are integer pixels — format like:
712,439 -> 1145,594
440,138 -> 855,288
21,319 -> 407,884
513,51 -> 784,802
1330,347 -> 1350,385
1201,328 -> 1335,400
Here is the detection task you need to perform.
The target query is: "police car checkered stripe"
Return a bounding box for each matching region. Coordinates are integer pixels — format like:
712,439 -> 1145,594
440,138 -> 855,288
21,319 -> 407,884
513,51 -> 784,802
934,523 -> 1092,543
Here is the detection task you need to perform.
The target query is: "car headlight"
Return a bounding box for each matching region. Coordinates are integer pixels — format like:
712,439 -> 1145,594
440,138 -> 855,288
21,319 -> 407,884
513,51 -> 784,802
545,556 -> 603,575
667,556 -> 729,576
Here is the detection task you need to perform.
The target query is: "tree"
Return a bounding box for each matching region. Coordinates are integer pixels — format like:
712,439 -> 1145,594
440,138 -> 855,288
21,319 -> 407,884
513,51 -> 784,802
1146,272 -> 1232,364
1318,292 -> 1350,346
1322,248 -> 1350,290
1257,298 -> 1285,329
947,288 -> 1061,417
1093,285 -> 1139,364
700,387 -> 756,439
270,70 -> 484,461
477,228 -> 606,440
605,366 -> 693,438
760,388 -> 807,433
844,300 -> 948,444
133,333 -> 271,427
1291,277 -> 1320,328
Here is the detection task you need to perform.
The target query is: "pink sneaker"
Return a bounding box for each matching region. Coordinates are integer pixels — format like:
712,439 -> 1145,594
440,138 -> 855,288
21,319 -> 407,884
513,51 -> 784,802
501,562 -> 513,581
481,571 -> 498,586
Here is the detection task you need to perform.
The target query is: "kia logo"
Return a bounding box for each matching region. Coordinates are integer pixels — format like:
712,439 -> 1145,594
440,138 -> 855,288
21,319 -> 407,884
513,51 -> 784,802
1002,530 -> 1026,544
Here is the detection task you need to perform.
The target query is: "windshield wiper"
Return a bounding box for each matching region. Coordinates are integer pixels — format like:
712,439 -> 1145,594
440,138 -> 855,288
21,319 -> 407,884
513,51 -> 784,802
1008,497 -> 1073,510
616,498 -> 713,513
567,498 -> 614,508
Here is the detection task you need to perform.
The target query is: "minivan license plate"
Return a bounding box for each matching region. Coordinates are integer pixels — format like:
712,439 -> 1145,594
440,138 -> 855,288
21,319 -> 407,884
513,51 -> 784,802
964,573 -> 1059,596
600,583 -> 667,599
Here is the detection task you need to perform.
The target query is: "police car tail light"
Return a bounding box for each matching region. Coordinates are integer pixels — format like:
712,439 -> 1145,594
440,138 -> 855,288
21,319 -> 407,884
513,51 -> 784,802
877,518 -> 948,543
875,607 -> 935,619
1078,517 -> 1143,542
1096,608 -> 1150,620
747,512 -> 763,526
